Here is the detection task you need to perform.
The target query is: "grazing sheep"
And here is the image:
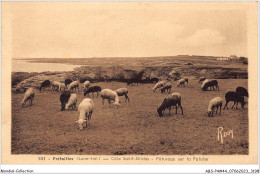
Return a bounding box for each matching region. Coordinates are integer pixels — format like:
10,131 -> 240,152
21,88 -> 35,108
65,93 -> 77,110
223,91 -> 245,110
67,81 -> 79,92
84,86 -> 102,98
157,92 -> 183,116
65,79 -> 72,87
207,97 -> 223,117
101,89 -> 120,108
201,80 -> 219,91
76,98 -> 94,131
114,88 -> 130,103
51,81 -> 61,91
152,80 -> 167,92
236,86 -> 248,100
160,82 -> 172,94
177,79 -> 186,87
198,76 -> 206,83
59,83 -> 66,92
39,80 -> 51,92
83,80 -> 91,91
60,91 -> 71,111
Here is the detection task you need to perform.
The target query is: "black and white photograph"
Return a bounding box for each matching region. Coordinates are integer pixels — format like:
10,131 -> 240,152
1,1 -> 258,167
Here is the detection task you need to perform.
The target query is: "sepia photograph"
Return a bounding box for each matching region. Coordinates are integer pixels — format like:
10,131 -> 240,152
1,1 -> 258,166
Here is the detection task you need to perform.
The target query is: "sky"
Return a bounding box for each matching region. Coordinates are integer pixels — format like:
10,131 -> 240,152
5,2 -> 248,58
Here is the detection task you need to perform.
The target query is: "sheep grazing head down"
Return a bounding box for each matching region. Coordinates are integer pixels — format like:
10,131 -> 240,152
65,104 -> 70,110
157,107 -> 163,117
76,119 -> 87,131
207,106 -> 213,117
113,102 -> 121,108
60,104 -> 66,111
157,98 -> 170,116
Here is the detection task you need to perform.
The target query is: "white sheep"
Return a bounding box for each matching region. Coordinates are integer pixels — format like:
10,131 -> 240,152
76,98 -> 94,131
207,97 -> 223,117
67,81 -> 79,92
101,89 -> 120,108
114,88 -> 130,102
21,88 -> 35,108
65,93 -> 77,110
177,79 -> 186,87
152,80 -> 167,92
83,80 -> 91,91
201,79 -> 209,89
52,81 -> 61,91
59,83 -> 66,92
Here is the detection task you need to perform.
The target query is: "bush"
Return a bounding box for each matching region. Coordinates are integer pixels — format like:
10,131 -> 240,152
12,72 -> 39,87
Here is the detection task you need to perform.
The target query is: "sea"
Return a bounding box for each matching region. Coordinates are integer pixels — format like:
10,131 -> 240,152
12,59 -> 81,72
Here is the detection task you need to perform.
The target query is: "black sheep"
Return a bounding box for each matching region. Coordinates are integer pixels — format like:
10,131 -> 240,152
157,94 -> 183,116
223,91 -> 245,110
202,80 -> 219,91
84,86 -> 102,98
39,80 -> 51,92
65,79 -> 72,87
60,91 -> 71,111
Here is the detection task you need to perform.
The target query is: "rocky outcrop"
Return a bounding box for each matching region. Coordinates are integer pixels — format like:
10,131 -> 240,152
13,64 -> 248,90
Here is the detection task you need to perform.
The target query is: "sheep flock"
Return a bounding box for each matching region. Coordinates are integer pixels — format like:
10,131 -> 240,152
17,76 -> 248,132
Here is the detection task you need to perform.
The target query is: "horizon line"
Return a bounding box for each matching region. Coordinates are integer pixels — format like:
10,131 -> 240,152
12,55 -> 243,59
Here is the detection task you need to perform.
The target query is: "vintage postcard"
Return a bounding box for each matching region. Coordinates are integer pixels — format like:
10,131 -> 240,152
1,1 -> 258,166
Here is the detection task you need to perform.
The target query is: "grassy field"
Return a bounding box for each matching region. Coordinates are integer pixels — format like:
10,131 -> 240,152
11,79 -> 248,155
